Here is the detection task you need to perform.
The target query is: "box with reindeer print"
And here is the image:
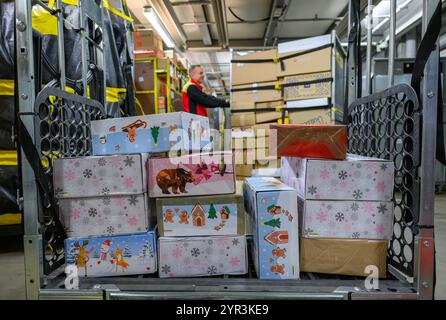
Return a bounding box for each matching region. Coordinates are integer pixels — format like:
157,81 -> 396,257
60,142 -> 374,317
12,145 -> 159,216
64,231 -> 157,277
53,154 -> 151,237
147,152 -> 236,198
155,194 -> 245,237
91,112 -> 211,156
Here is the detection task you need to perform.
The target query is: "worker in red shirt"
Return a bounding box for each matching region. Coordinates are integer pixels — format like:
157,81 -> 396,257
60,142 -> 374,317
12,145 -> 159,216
182,65 -> 229,116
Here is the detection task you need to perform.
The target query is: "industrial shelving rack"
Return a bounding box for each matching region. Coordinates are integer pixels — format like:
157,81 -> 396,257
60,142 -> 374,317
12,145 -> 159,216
16,0 -> 438,300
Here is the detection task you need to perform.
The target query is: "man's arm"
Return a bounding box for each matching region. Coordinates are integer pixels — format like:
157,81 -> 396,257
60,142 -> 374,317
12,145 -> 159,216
187,85 -> 229,108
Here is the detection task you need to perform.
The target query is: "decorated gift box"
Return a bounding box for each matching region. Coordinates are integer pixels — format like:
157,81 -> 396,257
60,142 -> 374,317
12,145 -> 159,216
53,154 -> 150,237
281,154 -> 394,201
243,177 -> 299,280
300,237 -> 388,277
64,231 -> 157,277
147,152 -> 236,198
91,112 -> 211,155
155,194 -> 245,237
299,198 -> 394,240
269,124 -> 347,159
158,235 -> 248,278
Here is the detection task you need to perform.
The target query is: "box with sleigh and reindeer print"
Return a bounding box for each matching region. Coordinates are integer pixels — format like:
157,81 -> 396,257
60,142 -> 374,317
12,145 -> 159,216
158,235 -> 248,278
91,112 -> 211,156
53,154 -> 151,237
64,231 -> 157,277
243,177 -> 299,280
155,194 -> 245,237
147,152 -> 236,198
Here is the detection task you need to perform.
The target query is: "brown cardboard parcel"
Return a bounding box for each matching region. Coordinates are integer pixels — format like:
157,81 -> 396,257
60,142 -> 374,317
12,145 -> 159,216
232,81 -> 282,110
231,112 -> 256,127
300,237 -> 387,278
235,164 -> 254,177
232,49 -> 278,86
255,100 -> 284,124
134,30 -> 164,52
278,47 -> 332,78
284,72 -> 332,101
288,107 -> 332,125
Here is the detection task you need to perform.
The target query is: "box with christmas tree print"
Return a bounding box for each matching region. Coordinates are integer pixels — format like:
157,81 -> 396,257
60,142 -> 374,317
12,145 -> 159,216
53,154 -> 150,237
155,194 -> 245,237
91,112 -> 211,156
64,231 -> 157,277
243,177 -> 300,280
158,235 -> 248,278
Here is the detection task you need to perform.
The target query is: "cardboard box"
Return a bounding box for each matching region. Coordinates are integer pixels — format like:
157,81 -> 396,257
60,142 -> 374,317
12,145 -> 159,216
136,93 -> 155,115
300,237 -> 388,278
134,61 -> 155,91
278,35 -> 332,78
281,154 -> 395,201
64,231 -> 157,277
53,154 -> 150,237
158,235 -> 248,278
91,112 -> 211,155
234,149 -> 256,165
156,194 -> 245,237
134,30 -> 163,53
232,136 -> 256,150
243,177 -> 299,279
231,112 -> 256,127
252,123 -> 273,137
298,198 -> 394,240
255,100 -> 284,124
283,72 -> 332,101
269,124 -> 347,159
147,152 -> 236,198
232,81 -> 282,110
231,49 -> 278,85
235,164 -> 253,177
256,148 -> 278,163
288,107 -> 332,125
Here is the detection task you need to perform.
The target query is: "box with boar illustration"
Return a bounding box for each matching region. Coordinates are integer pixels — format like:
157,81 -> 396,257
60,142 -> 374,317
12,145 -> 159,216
243,177 -> 299,280
156,194 -> 245,237
269,124 -> 347,159
64,231 -> 157,277
91,112 -> 211,156
281,154 -> 394,201
147,152 -> 236,198
158,235 -> 248,278
53,154 -> 150,237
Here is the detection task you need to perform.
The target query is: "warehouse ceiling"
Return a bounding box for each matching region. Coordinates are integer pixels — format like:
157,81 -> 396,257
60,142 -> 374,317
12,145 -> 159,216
128,0 -> 349,96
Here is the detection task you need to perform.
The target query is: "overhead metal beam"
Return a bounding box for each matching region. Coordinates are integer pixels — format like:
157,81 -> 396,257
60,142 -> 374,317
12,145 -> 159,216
171,0 -> 211,6
182,17 -> 343,25
189,0 -> 213,45
211,0 -> 229,48
186,37 -> 306,50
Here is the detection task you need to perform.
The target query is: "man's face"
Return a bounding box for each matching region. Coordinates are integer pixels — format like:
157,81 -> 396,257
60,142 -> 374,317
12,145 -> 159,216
190,67 -> 205,84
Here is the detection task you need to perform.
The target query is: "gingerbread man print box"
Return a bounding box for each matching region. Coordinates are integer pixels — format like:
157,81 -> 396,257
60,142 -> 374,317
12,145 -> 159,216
53,154 -> 150,237
147,151 -> 236,198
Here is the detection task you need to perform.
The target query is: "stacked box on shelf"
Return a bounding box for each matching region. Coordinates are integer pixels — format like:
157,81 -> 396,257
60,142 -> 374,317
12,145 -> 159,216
243,177 -> 300,279
148,151 -> 249,278
90,112 -> 211,156
279,128 -> 394,277
134,29 -> 164,58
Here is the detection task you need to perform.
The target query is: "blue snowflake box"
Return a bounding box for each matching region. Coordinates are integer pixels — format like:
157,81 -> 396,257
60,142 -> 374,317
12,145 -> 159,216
243,177 -> 300,280
53,154 -> 151,237
64,231 -> 157,277
91,112 -> 211,156
281,154 -> 394,201
158,235 -> 248,278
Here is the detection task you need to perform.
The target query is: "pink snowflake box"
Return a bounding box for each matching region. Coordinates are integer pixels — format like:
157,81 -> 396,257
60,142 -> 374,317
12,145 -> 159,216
147,152 -> 236,198
53,154 -> 150,237
64,230 -> 157,277
299,198 -> 394,240
158,235 -> 248,278
155,194 -> 245,237
281,154 -> 394,201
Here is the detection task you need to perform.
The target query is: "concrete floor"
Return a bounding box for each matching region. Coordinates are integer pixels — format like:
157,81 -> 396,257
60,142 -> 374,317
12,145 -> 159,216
1,195 -> 445,300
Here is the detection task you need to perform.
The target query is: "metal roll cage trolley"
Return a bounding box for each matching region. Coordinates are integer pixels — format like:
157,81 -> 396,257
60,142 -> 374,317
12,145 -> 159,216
16,0 -> 439,299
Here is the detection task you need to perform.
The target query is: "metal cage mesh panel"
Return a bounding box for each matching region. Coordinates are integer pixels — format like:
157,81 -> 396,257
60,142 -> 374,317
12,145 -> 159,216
347,84 -> 420,279
34,87 -> 105,274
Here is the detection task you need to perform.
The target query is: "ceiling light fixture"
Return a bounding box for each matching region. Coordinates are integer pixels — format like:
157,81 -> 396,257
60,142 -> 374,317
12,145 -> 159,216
143,7 -> 175,48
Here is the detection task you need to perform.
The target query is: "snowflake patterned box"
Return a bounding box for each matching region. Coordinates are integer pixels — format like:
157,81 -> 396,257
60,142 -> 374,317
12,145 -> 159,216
158,235 -> 248,278
281,154 -> 394,201
243,177 -> 300,280
298,198 -> 394,240
91,112 -> 211,156
147,152 -> 235,198
64,231 -> 157,277
155,194 -> 245,237
53,154 -> 150,237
